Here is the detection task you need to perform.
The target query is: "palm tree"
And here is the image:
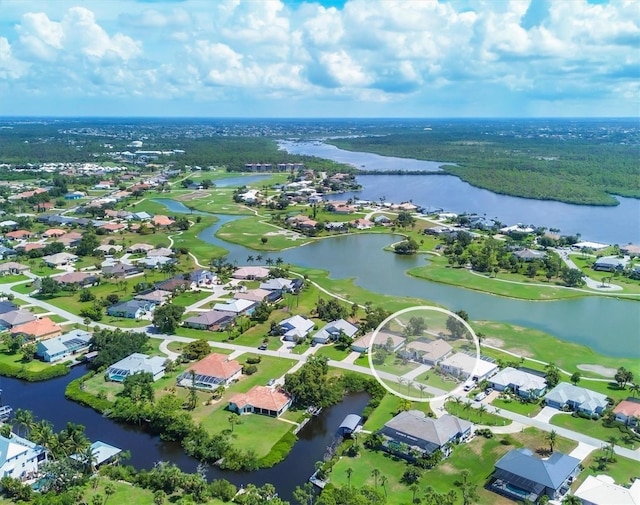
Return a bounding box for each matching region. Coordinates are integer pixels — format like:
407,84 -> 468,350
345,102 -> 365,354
418,383 -> 427,398
455,469 -> 479,505
104,482 -> 116,504
275,257 -> 284,266
13,409 -> 34,438
410,483 -> 420,503
246,255 -> 254,265
228,414 -> 239,433
265,257 -> 274,266
345,467 -> 353,489
606,436 -> 618,462
546,429 -> 558,453
629,383 -> 640,398
371,468 -> 380,488
380,475 -> 388,497
478,403 -> 487,420
562,495 -> 582,505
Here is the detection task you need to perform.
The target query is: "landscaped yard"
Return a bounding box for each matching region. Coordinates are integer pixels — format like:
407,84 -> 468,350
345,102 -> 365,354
550,414 -> 640,449
363,394 -> 433,431
445,399 -> 511,427
573,450 -> 640,490
0,274 -> 28,284
314,344 -> 352,361
216,216 -> 314,251
491,396 -> 543,417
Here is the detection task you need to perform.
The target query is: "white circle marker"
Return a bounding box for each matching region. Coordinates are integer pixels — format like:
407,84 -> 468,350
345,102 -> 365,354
367,305 -> 480,403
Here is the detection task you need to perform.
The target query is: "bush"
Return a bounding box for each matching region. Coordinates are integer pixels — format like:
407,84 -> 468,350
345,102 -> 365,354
65,373 -> 113,413
500,436 -> 514,445
78,289 -> 96,302
476,428 -> 494,439
243,364 -> 258,375
0,360 -> 69,381
245,356 -> 261,365
256,431 -> 297,468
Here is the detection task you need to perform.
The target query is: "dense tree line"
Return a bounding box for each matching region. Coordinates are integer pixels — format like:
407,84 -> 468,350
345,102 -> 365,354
89,328 -> 150,370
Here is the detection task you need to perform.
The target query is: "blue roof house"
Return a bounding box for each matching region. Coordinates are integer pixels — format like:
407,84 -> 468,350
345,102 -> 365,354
491,448 -> 580,502
107,300 -> 155,319
36,329 -> 91,362
106,353 -> 166,382
0,433 -> 48,482
312,319 -> 358,344
544,382 -> 609,416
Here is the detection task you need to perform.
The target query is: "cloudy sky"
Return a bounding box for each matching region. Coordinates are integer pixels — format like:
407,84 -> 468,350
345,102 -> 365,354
0,0 -> 638,117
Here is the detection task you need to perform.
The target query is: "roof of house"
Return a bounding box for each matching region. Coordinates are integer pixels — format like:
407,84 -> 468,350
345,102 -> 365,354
370,331 -> 406,348
187,353 -> 242,380
147,247 -> 173,257
184,310 -> 235,326
229,385 -> 291,412
137,256 -> 175,267
11,317 -> 61,338
440,353 -> 498,377
0,301 -> 18,315
494,448 -> 580,491
71,441 -> 122,467
406,339 -> 453,362
259,278 -> 293,291
574,475 -> 640,505
382,411 -> 472,448
127,243 -> 154,252
234,288 -> 272,303
42,252 -> 78,264
314,319 -> 359,341
19,243 -> 46,252
152,215 -> 174,226
513,248 -> 546,260
594,256 -> 628,268
213,298 -> 256,313
55,272 -> 98,284
134,289 -> 172,303
155,277 -> 190,291
545,382 -> 608,410
279,315 -> 314,338
232,266 -> 270,279
43,228 -> 66,236
108,300 -> 152,314
0,261 -> 29,272
613,400 -> 640,418
108,353 -> 165,376
0,433 -> 43,468
490,367 -> 547,392
37,329 -> 91,355
0,309 -> 36,327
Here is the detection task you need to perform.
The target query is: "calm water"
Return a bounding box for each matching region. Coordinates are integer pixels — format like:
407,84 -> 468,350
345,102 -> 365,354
2,365 -> 370,503
153,199 -> 640,359
215,175 -> 271,188
280,140 -> 640,245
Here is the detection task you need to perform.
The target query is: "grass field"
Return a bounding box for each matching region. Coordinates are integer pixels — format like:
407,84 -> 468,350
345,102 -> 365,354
216,216 -> 314,251
330,427 -> 577,505
0,274 -> 28,284
550,414 -> 640,449
444,399 -> 510,426
573,451 -> 640,490
362,394 -> 433,431
491,397 -> 542,417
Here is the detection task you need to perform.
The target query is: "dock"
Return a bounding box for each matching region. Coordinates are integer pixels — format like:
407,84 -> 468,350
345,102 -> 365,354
0,405 -> 13,421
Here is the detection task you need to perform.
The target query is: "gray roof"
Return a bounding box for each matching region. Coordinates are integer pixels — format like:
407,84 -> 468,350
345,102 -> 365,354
494,448 -> 580,491
0,309 -> 36,327
544,382 -> 608,410
0,301 -> 18,315
490,367 -> 547,392
381,411 -> 472,452
260,278 -> 293,291
313,319 -> 358,341
37,329 -> 91,355
339,414 -> 362,432
107,352 -> 165,377
107,300 -> 152,314
184,310 -> 235,326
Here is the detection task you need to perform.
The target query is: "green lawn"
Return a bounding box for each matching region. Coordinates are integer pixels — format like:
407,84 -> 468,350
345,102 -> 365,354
315,344 -> 352,361
571,255 -> 640,295
573,451 -> 640,490
363,394 -> 433,431
172,290 -> 211,307
491,397 -> 542,417
216,216 -> 314,251
0,274 -> 28,284
445,400 -> 511,426
550,414 -> 640,449
0,345 -> 60,373
11,283 -> 36,294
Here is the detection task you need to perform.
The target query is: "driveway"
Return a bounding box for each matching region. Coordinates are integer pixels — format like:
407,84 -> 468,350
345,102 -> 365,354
569,442 -> 599,461
533,406 -> 563,423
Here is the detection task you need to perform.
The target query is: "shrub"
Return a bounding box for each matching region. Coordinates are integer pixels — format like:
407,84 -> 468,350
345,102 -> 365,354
65,373 -> 113,413
256,431 -> 297,468
245,356 -> 261,365
243,364 -> 258,375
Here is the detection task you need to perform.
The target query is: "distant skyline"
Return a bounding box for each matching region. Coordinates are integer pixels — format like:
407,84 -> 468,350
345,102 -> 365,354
0,0 -> 638,118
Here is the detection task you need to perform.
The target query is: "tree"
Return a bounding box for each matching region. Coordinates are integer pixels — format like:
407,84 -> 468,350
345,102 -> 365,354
345,467 -> 353,489
153,303 -> 186,333
404,316 -> 426,336
181,339 -> 212,361
293,482 -> 315,505
39,276 -> 59,296
546,429 -> 558,453
615,367 -> 634,389
13,409 -> 34,438
228,413 -> 239,433
371,468 -> 380,488
561,267 -> 585,287
153,490 -> 167,505
545,363 -> 561,388
629,383 -> 640,398
122,372 -> 155,403
104,482 -> 116,504
562,495 -> 582,505
21,342 -> 36,363
455,469 -> 479,505
446,314 -> 467,338
394,238 -> 419,255
570,372 -> 581,385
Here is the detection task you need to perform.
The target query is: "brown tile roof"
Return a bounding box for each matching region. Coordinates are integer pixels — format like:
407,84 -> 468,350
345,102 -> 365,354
152,215 -> 174,226
102,223 -> 126,232
21,243 -> 46,252
11,317 -> 62,339
613,400 -> 640,418
43,228 -> 66,237
5,230 -> 31,239
188,353 -> 242,381
55,272 -> 98,284
229,386 -> 291,412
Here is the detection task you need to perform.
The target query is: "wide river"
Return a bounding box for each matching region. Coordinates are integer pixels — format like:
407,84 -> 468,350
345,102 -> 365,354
279,140 -> 640,245
155,199 -> 640,359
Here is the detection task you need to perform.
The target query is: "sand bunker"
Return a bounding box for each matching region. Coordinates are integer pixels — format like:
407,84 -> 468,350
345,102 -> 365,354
577,364 -> 617,378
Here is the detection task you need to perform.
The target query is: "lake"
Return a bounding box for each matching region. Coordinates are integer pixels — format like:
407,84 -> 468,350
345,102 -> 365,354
154,199 -> 640,359
279,140 -> 640,245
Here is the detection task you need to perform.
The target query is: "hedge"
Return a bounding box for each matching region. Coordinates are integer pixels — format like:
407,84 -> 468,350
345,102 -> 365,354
65,372 -> 114,413
0,361 -> 70,381
256,430 -> 297,468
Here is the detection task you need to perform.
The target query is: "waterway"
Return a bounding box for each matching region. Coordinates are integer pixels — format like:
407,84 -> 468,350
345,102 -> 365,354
1,364 -> 370,503
279,140 -> 640,245
154,198 -> 640,359
214,175 -> 271,188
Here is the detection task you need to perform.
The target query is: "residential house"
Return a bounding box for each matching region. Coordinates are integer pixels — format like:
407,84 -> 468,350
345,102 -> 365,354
544,382 -> 609,416
11,317 -> 62,341
102,263 -> 140,278
130,212 -> 152,221
134,289 -> 172,305
513,248 -> 547,262
278,315 -> 315,341
212,298 -> 256,316
350,218 -> 374,230
373,331 -> 407,352
234,288 -> 277,304
0,246 -> 16,259
54,272 -> 99,289
574,474 -> 640,505
0,433 -> 48,482
137,256 -> 175,269
0,309 -> 37,329
613,399 -> 640,426
106,353 -> 166,382
0,301 -> 18,315
155,277 -> 190,293
64,191 -> 85,200
56,232 -> 83,248
183,310 -> 235,331
0,220 -> 18,231
36,329 -> 92,362
42,228 -> 66,238
374,215 -> 392,225
71,441 -> 122,469
0,262 -> 29,275
5,230 -> 32,240
152,215 -> 174,227
42,252 -> 78,267
228,386 -> 292,417
147,247 -> 174,258
100,223 -> 126,233
620,244 -> 640,257
176,353 -> 242,390
439,353 -> 499,382
188,269 -> 217,287
400,339 -> 453,365
490,448 -> 580,503
593,256 -> 628,272
232,266 -> 270,280
379,411 -> 472,459
17,243 -> 45,254
350,333 -> 374,353
127,243 -> 154,253
489,367 -> 547,399
286,215 -> 317,231
107,300 -> 155,319
312,319 -> 358,344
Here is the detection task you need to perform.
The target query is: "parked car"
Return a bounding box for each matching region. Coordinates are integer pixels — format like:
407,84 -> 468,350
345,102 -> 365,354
474,391 -> 487,402
463,381 -> 477,392
267,378 -> 276,386
258,343 -> 268,350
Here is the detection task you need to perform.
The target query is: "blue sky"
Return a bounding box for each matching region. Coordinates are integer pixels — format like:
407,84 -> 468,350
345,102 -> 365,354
0,0 -> 637,117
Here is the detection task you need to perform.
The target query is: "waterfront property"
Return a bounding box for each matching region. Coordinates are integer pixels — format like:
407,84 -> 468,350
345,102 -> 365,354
338,414 -> 362,436
439,353 -> 499,382
11,317 -> 62,341
613,399 -> 640,426
232,266 -> 270,280
573,474 -> 640,505
312,319 -> 358,344
182,310 -> 236,331
488,367 -> 547,400
213,298 -> 256,316
35,329 -> 92,362
490,448 -> 580,503
544,382 -> 609,416
177,352 -> 242,390
71,440 -> 122,469
400,338 -> 452,365
0,433 -> 47,482
107,300 -> 155,319
278,315 -> 315,341
228,385 -> 292,417
379,410 -> 472,458
593,256 -> 628,272
106,353 -> 166,382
